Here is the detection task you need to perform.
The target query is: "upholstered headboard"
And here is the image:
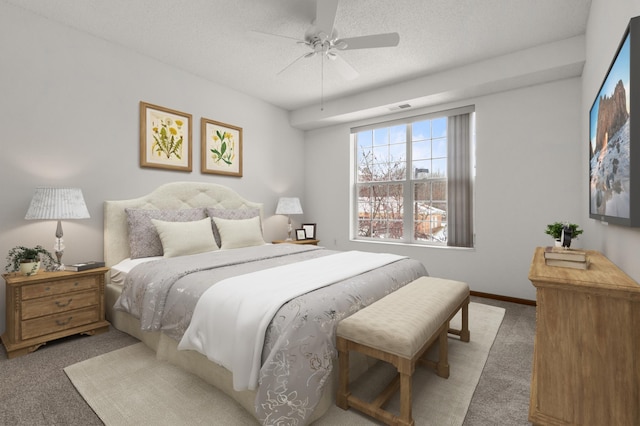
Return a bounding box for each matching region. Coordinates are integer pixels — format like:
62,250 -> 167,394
104,181 -> 263,267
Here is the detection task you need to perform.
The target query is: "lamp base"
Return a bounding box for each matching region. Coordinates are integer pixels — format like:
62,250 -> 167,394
55,250 -> 65,271
54,227 -> 65,270
286,217 -> 293,240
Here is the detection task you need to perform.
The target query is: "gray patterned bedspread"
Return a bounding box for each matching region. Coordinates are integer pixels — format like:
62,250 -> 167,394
114,244 -> 427,425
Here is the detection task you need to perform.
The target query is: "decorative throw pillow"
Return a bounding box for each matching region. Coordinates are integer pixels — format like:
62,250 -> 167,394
125,208 -> 207,258
206,208 -> 261,248
151,218 -> 218,258
212,216 -> 265,250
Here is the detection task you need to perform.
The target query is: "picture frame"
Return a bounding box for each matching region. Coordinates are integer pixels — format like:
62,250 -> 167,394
589,15 -> 640,227
295,229 -> 307,241
302,223 -> 316,240
140,101 -> 192,172
201,118 -> 243,177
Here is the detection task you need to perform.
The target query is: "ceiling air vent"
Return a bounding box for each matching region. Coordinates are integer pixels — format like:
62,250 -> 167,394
389,103 -> 412,111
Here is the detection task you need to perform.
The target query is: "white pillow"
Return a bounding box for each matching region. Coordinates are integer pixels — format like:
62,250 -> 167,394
151,218 -> 219,258
212,216 -> 265,250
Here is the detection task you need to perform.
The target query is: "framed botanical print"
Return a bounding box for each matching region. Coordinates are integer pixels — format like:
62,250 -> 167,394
140,102 -> 192,172
201,118 -> 243,177
295,229 -> 307,241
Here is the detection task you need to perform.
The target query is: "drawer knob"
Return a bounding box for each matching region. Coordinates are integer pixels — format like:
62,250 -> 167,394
56,317 -> 72,326
55,299 -> 72,308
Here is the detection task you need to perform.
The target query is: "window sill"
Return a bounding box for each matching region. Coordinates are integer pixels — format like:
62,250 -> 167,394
350,238 -> 475,251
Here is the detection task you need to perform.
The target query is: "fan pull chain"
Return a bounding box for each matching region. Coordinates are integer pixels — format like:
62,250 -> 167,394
321,51 -> 325,111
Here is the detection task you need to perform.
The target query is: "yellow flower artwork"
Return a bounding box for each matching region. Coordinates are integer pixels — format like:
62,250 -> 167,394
140,102 -> 192,172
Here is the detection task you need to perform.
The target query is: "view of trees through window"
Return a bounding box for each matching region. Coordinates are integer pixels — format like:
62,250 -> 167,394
355,117 -> 448,244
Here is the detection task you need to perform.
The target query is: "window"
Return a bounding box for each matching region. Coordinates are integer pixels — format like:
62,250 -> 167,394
353,107 -> 474,247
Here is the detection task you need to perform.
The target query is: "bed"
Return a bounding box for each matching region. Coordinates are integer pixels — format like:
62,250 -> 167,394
104,181 -> 428,425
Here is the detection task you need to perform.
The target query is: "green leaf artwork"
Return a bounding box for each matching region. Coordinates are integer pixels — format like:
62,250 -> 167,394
210,129 -> 235,165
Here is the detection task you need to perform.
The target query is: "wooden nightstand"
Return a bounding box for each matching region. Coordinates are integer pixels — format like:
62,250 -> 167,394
1,267 -> 110,359
272,239 -> 320,246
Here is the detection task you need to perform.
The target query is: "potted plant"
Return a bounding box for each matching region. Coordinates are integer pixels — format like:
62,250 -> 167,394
5,245 -> 58,276
545,222 -> 583,247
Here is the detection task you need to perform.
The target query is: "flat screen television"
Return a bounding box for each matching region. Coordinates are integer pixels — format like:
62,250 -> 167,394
589,15 -> 640,227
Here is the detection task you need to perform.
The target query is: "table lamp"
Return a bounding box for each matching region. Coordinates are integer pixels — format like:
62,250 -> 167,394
25,187 -> 90,269
275,197 -> 303,240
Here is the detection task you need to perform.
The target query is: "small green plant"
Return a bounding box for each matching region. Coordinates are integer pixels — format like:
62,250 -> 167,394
545,222 -> 583,240
5,245 -> 58,274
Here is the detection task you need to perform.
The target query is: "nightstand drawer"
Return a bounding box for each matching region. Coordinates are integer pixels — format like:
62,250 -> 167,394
21,276 -> 97,300
21,290 -> 98,320
21,307 -> 99,340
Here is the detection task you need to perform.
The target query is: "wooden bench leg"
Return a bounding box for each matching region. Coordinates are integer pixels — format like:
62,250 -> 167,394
448,295 -> 471,342
436,325 -> 450,378
459,297 -> 470,342
398,358 -> 415,426
336,337 -> 350,410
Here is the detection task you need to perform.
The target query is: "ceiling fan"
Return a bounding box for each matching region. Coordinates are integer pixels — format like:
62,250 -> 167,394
256,0 -> 399,106
277,0 -> 400,80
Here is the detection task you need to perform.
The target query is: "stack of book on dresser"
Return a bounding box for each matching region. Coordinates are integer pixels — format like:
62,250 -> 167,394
544,247 -> 589,270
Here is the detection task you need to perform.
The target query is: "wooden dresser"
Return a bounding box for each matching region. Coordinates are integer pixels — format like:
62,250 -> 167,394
2,267 -> 110,358
528,247 -> 640,425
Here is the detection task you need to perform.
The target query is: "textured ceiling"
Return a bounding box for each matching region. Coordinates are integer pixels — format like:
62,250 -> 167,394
6,0 -> 592,111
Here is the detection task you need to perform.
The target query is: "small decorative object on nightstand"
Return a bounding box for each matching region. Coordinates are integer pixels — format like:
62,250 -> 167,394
302,223 -> 317,240
5,245 -> 58,276
272,239 -> 319,246
1,267 -> 110,358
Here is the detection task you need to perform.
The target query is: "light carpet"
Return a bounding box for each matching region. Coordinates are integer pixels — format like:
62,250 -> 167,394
64,302 -> 505,425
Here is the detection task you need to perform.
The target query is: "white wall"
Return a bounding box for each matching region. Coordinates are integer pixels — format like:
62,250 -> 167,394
581,0 -> 640,279
305,77 -> 583,302
0,3 -> 305,334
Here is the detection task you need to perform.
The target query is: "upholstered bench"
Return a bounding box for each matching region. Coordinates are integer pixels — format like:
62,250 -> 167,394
336,276 -> 470,426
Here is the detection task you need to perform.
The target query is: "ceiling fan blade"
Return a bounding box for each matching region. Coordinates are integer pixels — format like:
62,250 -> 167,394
277,52 -> 315,76
337,32 -> 400,50
250,30 -> 305,43
327,52 -> 359,80
314,0 -> 339,36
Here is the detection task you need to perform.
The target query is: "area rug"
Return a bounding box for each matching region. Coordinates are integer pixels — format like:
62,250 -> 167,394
64,302 -> 505,425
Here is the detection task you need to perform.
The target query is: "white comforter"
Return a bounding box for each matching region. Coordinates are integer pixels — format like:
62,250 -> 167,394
177,250 -> 406,391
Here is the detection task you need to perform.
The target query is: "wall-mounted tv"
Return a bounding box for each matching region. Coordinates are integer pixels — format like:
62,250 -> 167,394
589,15 -> 640,227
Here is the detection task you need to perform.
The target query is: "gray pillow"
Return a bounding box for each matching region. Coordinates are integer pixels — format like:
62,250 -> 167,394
126,208 -> 207,258
206,208 -> 260,248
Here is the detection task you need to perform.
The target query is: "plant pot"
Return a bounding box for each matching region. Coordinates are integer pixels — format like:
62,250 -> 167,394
554,239 -> 562,247
20,261 -> 41,276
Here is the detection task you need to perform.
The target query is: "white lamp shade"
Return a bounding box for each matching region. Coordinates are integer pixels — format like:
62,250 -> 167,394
275,197 -> 303,215
25,187 -> 90,220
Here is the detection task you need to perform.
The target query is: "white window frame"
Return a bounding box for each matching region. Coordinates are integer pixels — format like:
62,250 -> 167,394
351,106 -> 475,247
